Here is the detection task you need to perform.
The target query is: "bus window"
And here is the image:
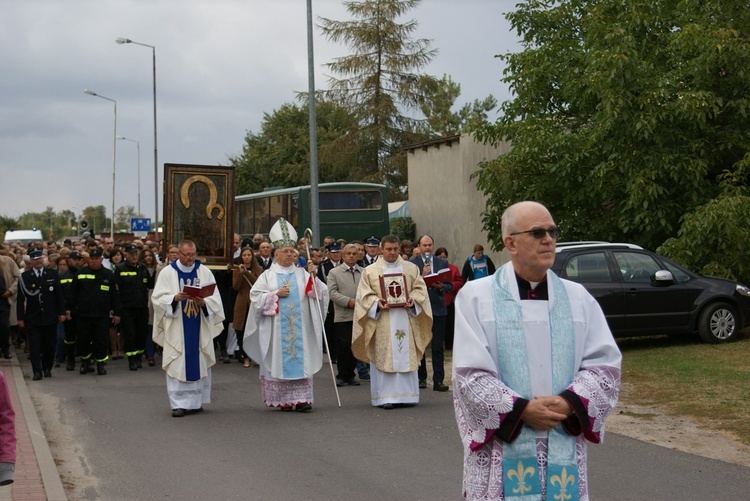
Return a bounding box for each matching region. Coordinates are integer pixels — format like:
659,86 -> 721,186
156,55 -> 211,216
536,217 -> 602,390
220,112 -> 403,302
319,190 -> 382,210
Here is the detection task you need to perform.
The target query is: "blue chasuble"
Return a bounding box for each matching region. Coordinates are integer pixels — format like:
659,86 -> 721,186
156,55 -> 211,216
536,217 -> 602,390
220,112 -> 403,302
172,260 -> 203,382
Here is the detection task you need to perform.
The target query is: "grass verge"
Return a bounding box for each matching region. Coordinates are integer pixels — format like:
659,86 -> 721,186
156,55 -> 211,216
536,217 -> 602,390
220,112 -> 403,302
618,329 -> 750,447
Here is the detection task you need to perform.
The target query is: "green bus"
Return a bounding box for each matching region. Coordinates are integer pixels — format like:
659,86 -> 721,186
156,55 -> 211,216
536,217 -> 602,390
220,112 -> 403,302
235,182 -> 390,243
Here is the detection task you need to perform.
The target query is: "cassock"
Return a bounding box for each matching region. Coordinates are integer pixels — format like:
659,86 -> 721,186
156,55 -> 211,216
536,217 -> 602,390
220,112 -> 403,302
244,263 -> 328,407
352,256 -> 432,406
152,260 -> 224,410
452,263 -> 621,501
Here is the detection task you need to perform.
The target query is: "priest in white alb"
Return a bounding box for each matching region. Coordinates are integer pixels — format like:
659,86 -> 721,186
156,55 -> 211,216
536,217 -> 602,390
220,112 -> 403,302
352,234 -> 432,409
452,201 -> 621,501
244,218 -> 328,412
151,239 -> 224,418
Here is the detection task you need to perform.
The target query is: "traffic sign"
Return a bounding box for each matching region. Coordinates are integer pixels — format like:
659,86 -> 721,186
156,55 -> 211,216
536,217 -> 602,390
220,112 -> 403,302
130,218 -> 152,232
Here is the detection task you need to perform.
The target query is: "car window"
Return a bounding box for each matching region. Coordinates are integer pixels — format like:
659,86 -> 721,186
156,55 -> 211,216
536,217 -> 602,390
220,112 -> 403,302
563,252 -> 610,283
661,261 -> 692,283
613,251 -> 661,283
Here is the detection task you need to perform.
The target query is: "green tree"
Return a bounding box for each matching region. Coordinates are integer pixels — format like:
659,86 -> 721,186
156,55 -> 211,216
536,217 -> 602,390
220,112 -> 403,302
658,190 -> 750,285
319,0 -> 438,198
81,206 -> 108,236
475,0 -> 750,255
418,74 -> 498,137
230,100 -> 362,196
0,215 -> 19,237
115,206 -> 137,231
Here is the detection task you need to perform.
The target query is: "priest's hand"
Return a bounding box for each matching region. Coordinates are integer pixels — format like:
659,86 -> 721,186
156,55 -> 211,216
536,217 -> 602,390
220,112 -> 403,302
521,396 -> 569,431
377,298 -> 389,310
278,285 -> 291,298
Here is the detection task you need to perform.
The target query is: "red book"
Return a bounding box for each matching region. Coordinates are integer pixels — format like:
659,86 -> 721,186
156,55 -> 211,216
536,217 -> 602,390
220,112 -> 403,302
182,282 -> 216,298
423,268 -> 451,287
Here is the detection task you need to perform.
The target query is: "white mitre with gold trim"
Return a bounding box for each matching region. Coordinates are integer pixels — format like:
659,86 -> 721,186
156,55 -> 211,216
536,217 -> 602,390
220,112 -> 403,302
269,217 -> 298,250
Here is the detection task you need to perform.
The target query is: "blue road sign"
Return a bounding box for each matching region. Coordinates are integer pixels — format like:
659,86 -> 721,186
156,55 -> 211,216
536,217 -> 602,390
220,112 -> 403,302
130,218 -> 152,232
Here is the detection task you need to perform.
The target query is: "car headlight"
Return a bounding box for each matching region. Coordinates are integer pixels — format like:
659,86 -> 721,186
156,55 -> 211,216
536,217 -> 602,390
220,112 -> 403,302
736,284 -> 750,297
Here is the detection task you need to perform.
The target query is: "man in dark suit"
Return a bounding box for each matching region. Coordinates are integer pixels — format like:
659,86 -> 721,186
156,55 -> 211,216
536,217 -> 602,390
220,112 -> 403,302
317,242 -> 342,362
16,249 -> 66,380
409,235 -> 452,392
256,242 -> 273,271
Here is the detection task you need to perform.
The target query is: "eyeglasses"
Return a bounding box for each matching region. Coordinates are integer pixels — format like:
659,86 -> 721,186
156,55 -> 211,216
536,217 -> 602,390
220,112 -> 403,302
179,251 -> 196,258
510,227 -> 560,240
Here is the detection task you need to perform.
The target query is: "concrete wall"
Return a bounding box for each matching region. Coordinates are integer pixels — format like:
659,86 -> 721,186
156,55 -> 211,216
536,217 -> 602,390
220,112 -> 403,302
406,133 -> 512,269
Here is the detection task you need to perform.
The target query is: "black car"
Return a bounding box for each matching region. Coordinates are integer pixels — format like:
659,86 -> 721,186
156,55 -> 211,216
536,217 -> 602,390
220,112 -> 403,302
551,242 -> 750,343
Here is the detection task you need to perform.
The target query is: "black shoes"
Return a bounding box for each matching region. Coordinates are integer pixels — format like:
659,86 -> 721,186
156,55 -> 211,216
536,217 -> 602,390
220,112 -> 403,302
129,363 -> 138,371
172,407 -> 203,418
336,378 -> 361,387
43,369 -> 52,378
433,382 -> 449,392
97,365 -> 107,375
66,360 -> 75,371
79,361 -> 89,375
32,372 -> 43,381
295,403 -> 312,412
419,380 -> 427,389
2,351 -> 12,360
336,378 -> 346,387
381,403 -> 395,410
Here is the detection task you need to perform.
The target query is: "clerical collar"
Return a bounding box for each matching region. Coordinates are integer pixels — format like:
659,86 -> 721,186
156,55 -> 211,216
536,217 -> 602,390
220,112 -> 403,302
515,273 -> 548,300
175,260 -> 196,273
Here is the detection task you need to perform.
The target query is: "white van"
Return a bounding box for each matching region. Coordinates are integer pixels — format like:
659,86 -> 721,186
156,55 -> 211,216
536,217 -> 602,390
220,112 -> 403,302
4,229 -> 44,244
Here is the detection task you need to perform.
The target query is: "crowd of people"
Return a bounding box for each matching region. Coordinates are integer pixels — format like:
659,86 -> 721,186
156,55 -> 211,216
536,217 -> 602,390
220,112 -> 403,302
1,202 -> 622,499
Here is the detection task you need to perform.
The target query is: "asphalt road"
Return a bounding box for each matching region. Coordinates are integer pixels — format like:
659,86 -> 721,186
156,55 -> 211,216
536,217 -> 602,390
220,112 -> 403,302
26,358 -> 750,500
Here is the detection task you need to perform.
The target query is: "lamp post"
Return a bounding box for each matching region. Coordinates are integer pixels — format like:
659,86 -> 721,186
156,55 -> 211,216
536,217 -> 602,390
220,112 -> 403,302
84,89 -> 117,239
117,136 -> 141,216
116,37 -> 158,234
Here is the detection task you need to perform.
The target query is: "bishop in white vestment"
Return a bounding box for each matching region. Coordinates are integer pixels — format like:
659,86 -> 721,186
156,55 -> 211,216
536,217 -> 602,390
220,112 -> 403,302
244,218 -> 328,412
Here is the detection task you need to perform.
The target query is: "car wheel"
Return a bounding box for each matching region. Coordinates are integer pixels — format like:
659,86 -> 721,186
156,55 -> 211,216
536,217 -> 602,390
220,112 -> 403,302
698,302 -> 738,343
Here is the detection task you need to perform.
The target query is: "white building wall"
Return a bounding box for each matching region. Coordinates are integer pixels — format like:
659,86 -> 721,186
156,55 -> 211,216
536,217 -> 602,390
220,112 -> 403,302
406,133 -> 511,269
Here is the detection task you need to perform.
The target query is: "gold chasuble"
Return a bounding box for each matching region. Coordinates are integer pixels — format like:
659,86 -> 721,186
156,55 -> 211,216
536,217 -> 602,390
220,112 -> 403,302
352,256 -> 432,372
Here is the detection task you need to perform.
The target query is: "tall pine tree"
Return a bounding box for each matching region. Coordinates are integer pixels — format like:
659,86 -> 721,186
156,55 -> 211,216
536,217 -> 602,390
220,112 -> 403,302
319,0 -> 437,199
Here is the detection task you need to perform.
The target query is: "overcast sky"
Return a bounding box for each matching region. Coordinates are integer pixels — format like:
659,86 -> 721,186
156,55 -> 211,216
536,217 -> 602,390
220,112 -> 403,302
0,0 -> 520,222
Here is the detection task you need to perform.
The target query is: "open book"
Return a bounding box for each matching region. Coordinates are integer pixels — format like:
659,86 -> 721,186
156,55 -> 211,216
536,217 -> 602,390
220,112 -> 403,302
182,282 -> 216,298
424,268 -> 451,287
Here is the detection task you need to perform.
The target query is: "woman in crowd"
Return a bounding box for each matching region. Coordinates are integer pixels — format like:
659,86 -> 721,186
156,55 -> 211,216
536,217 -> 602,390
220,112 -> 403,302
461,243 -> 496,282
139,248 -> 158,366
399,240 -> 414,261
232,246 -> 262,367
434,247 -> 463,351
107,249 -> 125,359
54,256 -> 71,368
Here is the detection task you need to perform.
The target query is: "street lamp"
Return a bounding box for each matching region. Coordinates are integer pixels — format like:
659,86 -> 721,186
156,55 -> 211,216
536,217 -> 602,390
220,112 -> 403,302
116,37 -> 159,233
117,136 -> 141,216
84,89 -> 117,239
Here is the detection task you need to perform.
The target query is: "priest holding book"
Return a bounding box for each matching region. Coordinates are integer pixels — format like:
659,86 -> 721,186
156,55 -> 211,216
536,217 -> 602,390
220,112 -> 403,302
152,239 -> 224,418
353,235 -> 432,409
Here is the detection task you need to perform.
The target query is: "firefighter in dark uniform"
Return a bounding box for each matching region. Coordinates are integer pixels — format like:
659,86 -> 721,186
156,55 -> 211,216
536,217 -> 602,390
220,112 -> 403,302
115,245 -> 154,371
59,251 -> 80,371
67,247 -> 120,375
16,249 -> 66,380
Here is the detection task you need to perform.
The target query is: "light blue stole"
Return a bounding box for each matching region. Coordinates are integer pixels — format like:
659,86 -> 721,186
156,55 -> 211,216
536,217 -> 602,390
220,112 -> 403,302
492,264 -> 578,501
277,272 -> 304,379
